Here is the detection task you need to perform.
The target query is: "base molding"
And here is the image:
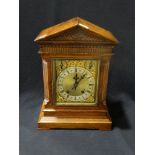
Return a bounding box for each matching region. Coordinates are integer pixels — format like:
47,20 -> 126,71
38,102 -> 112,130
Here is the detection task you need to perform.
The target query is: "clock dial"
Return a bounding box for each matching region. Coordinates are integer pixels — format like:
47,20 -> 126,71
57,67 -> 95,102
54,59 -> 99,105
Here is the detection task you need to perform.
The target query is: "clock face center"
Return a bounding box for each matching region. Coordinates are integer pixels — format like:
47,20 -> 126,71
62,73 -> 89,96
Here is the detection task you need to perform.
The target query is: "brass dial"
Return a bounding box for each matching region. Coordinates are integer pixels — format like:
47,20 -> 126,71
57,67 -> 95,102
54,59 -> 99,105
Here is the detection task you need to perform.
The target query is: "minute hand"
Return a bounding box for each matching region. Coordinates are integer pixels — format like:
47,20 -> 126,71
74,74 -> 86,90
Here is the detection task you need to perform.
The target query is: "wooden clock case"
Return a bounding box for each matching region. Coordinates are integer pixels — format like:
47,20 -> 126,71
34,17 -> 118,130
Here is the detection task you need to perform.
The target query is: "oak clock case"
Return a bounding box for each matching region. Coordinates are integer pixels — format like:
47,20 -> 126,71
34,17 -> 119,130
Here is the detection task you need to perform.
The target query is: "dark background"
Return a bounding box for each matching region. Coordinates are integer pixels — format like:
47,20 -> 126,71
20,0 -> 135,155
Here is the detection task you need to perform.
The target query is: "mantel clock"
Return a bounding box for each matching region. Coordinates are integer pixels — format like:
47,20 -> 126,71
34,17 -> 118,130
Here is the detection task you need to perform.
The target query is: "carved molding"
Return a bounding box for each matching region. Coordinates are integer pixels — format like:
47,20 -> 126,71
39,45 -> 113,58
43,26 -> 111,43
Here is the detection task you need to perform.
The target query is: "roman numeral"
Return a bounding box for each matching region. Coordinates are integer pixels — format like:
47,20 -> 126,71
60,90 -> 64,93
75,67 -> 77,72
87,90 -> 91,93
89,84 -> 94,86
66,69 -> 70,74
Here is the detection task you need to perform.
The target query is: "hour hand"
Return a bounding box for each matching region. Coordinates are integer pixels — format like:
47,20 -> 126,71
72,73 -> 86,90
72,83 -> 77,90
72,73 -> 79,90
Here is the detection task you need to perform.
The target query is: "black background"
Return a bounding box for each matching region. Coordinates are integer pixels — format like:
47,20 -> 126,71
20,0 -> 135,155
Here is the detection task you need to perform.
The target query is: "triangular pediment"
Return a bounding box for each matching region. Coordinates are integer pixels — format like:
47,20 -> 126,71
43,26 -> 110,43
35,17 -> 119,44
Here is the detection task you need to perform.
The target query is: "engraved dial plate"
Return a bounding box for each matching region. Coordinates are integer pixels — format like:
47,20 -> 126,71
53,59 -> 99,105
